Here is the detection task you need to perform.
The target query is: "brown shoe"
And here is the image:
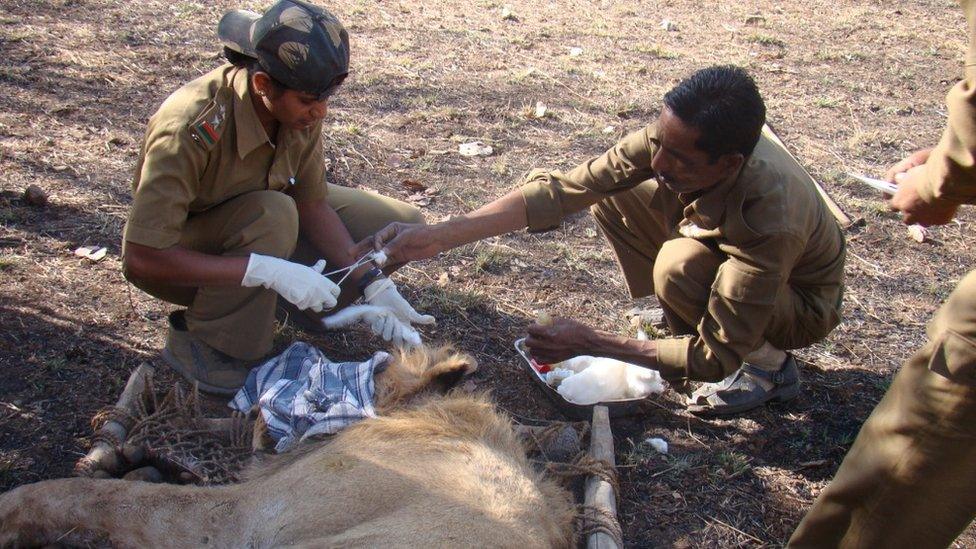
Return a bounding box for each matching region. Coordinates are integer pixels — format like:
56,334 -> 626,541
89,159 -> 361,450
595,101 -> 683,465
161,311 -> 257,396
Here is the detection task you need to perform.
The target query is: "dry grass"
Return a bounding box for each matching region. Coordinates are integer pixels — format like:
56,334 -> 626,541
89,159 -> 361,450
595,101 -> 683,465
1,0 -> 975,546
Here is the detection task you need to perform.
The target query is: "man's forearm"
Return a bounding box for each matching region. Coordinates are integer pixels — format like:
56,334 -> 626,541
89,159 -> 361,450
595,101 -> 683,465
585,330 -> 660,370
428,188 -> 529,252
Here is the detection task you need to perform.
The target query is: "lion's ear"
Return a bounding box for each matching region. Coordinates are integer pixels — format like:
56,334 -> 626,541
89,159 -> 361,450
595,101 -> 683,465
423,352 -> 477,393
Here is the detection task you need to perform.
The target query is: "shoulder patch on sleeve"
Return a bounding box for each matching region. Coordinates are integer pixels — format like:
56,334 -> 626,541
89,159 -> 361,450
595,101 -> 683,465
187,89 -> 231,150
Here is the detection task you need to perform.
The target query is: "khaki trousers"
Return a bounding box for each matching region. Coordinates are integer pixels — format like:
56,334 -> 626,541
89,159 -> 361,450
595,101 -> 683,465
590,180 -> 833,350
788,269 -> 976,548
126,186 -> 423,360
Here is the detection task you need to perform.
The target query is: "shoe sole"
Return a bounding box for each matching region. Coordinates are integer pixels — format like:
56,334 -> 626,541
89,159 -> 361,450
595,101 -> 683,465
161,347 -> 239,397
687,381 -> 800,418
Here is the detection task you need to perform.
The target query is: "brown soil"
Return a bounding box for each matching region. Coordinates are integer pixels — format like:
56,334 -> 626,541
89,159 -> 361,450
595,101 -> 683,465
1,0 -> 974,546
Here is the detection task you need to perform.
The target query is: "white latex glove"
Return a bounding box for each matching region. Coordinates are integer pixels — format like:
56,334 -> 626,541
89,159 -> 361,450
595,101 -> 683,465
241,253 -> 340,312
362,278 -> 435,325
321,304 -> 421,347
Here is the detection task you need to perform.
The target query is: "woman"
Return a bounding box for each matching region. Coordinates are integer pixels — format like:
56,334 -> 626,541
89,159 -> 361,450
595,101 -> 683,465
122,0 -> 430,395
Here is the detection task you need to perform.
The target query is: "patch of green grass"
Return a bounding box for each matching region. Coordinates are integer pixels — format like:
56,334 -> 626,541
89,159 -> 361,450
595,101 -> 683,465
343,123 -> 363,136
0,255 -> 19,271
0,66 -> 30,84
41,356 -> 68,371
816,50 -> 867,62
609,100 -> 642,120
510,67 -> 537,83
554,242 -> 608,265
411,156 -> 436,173
414,286 -> 485,314
0,207 -> 18,224
747,33 -> 784,47
473,246 -> 510,274
635,43 -> 680,59
389,39 -> 412,53
621,438 -> 660,466
834,430 -> 858,448
814,97 -> 841,109
0,29 -> 31,43
637,321 -> 665,339
712,451 -> 752,479
169,1 -> 205,19
490,158 -> 509,177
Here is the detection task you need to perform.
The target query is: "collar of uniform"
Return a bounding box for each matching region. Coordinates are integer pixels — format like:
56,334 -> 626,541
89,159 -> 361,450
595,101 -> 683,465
232,68 -> 274,159
679,165 -> 745,230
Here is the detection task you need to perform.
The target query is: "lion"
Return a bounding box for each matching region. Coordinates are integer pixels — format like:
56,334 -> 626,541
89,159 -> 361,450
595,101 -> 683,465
0,346 -> 576,548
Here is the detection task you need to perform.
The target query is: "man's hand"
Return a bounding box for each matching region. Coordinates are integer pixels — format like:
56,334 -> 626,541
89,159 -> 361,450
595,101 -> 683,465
888,164 -> 959,226
353,222 -> 443,265
525,317 -> 598,364
363,278 -> 436,325
241,254 -> 341,312
884,147 -> 934,183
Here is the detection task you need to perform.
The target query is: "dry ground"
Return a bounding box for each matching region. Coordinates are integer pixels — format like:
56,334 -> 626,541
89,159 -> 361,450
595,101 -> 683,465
2,0 -> 975,546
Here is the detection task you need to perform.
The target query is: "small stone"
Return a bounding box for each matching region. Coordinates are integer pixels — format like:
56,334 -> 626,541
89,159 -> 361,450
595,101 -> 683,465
501,5 -> 517,21
23,184 -> 47,208
458,141 -> 493,157
123,466 -> 163,483
569,47 -> 584,57
121,442 -> 146,465
533,101 -> 548,118
908,224 -> 928,243
546,425 -> 582,462
660,19 -> 677,31
74,245 -> 107,262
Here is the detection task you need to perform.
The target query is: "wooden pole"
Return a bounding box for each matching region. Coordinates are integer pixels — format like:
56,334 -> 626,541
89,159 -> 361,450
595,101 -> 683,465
74,363 -> 154,476
585,405 -> 621,549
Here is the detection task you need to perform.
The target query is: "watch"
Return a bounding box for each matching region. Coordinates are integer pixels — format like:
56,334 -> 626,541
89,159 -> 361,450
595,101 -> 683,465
357,266 -> 384,295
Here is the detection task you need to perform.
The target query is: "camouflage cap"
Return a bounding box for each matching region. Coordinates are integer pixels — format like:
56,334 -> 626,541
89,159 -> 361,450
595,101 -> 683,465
218,0 -> 350,100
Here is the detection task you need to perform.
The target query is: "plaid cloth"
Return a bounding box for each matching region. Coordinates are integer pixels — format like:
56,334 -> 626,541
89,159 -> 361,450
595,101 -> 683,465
230,342 -> 390,452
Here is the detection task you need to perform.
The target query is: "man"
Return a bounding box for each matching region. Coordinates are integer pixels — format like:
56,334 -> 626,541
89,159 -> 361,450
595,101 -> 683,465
363,66 -> 846,417
788,2 -> 976,546
122,0 -> 431,396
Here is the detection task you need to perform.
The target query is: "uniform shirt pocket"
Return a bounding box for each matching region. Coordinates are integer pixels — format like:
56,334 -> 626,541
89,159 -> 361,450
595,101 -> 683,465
711,261 -> 782,306
928,329 -> 976,387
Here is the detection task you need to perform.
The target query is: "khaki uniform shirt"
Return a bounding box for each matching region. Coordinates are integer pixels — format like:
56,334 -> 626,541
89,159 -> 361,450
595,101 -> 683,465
520,126 -> 846,381
922,0 -> 976,205
124,64 -> 326,249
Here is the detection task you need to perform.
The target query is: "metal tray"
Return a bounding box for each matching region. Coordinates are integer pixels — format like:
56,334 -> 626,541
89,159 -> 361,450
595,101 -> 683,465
514,338 -> 649,420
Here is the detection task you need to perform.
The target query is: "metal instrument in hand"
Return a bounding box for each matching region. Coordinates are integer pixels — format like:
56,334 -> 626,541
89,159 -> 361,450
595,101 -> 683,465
848,173 -> 898,195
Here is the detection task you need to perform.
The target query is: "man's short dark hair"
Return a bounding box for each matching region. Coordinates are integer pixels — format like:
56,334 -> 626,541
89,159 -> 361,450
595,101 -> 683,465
662,65 -> 766,161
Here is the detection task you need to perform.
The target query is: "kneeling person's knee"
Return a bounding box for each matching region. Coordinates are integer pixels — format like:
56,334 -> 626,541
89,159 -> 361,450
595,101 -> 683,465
652,238 -> 722,303
232,192 -> 299,257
